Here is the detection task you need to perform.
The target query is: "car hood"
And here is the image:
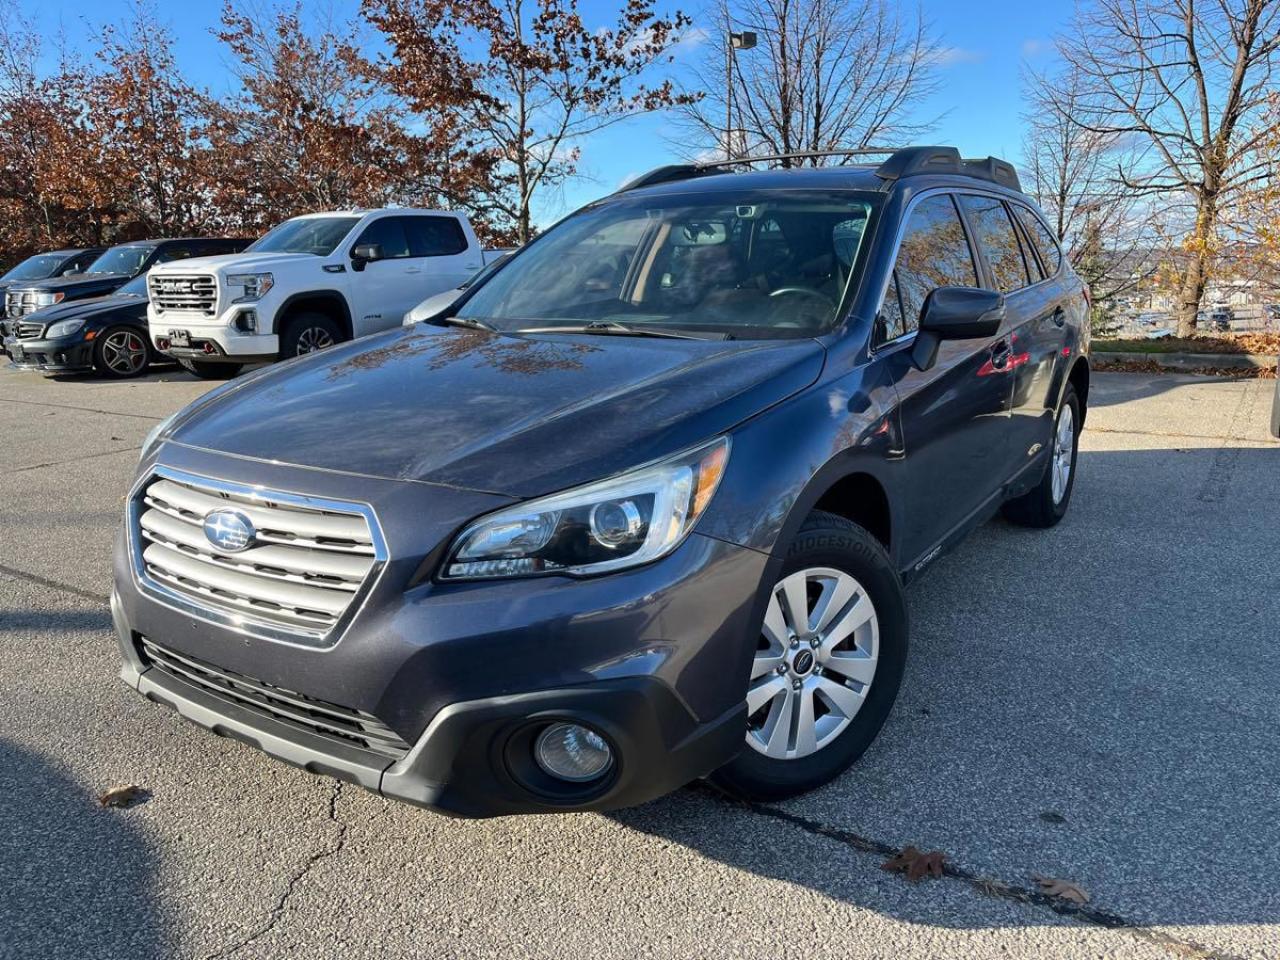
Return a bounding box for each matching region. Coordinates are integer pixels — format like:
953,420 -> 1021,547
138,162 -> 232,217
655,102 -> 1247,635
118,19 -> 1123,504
13,273 -> 131,298
27,293 -> 144,325
154,252 -> 318,273
168,326 -> 826,497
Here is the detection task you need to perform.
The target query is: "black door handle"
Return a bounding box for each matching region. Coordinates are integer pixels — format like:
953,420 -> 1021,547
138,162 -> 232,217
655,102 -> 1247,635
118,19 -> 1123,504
990,339 -> 1012,370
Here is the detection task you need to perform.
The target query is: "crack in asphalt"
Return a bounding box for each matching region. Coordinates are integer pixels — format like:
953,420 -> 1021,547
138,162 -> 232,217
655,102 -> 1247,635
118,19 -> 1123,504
707,792 -> 1244,960
0,560 -> 109,604
205,781 -> 349,960
2,443 -> 142,475
0,395 -> 165,421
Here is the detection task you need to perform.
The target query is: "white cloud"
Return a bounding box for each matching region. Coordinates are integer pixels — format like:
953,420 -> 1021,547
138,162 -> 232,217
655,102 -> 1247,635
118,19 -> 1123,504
1021,38 -> 1052,58
932,46 -> 985,67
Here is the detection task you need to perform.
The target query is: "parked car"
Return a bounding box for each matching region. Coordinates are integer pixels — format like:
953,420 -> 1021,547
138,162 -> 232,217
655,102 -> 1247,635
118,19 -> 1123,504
5,238 -> 248,324
1209,305 -> 1234,332
403,251 -> 514,325
146,209 -> 488,379
0,247 -> 105,349
4,272 -> 157,378
113,146 -> 1090,817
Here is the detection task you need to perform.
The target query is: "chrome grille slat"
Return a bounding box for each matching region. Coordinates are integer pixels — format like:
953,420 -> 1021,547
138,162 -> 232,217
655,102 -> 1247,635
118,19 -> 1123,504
149,273 -> 218,316
139,638 -> 409,759
16,321 -> 43,339
131,469 -> 385,644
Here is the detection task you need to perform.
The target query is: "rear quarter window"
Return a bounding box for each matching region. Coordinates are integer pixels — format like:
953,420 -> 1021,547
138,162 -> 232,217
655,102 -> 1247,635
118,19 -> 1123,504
1011,205 -> 1063,275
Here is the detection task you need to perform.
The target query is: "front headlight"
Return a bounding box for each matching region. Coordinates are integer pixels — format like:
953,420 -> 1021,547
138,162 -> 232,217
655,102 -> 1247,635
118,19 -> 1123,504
45,318 -> 85,338
35,292 -> 65,307
139,411 -> 178,463
226,273 -> 273,303
442,437 -> 730,580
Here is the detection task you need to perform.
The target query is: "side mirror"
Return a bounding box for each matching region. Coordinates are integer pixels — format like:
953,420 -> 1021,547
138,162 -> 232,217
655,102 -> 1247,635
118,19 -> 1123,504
351,243 -> 382,271
911,287 -> 1005,371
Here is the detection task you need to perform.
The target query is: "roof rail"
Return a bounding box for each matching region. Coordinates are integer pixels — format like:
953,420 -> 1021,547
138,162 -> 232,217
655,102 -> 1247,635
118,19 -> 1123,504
619,145 -> 1022,194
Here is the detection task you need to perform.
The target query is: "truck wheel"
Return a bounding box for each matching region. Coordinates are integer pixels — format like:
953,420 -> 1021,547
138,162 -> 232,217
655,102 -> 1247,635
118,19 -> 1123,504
710,511 -> 908,802
93,326 -> 151,379
178,358 -> 243,380
1002,383 -> 1080,528
279,313 -> 343,360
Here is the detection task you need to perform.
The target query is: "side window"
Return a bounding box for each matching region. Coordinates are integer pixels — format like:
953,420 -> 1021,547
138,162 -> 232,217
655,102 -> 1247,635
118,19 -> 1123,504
68,251 -> 98,273
1012,205 -> 1063,275
155,246 -> 192,264
1014,218 -> 1045,283
404,216 -> 469,257
887,193 -> 978,338
958,195 -> 1029,293
353,217 -> 411,259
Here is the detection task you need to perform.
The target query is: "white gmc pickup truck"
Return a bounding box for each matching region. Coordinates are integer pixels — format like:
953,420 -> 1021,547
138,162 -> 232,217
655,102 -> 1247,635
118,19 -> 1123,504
147,209 -> 493,378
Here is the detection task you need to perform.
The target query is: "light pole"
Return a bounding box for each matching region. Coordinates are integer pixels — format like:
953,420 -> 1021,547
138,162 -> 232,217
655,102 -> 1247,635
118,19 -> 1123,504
725,30 -> 756,160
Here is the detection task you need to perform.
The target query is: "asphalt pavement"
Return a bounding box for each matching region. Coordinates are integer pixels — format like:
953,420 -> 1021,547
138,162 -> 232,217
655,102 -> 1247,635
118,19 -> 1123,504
2,363 -> 1278,960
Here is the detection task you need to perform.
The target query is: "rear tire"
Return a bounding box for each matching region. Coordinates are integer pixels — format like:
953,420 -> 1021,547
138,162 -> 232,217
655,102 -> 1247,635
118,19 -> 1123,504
178,358 -> 243,380
92,325 -> 151,379
711,511 -> 908,802
1002,383 -> 1080,528
278,312 -> 343,360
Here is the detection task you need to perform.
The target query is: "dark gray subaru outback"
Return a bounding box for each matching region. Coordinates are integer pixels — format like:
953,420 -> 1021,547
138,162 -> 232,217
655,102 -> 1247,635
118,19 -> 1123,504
113,147 -> 1090,817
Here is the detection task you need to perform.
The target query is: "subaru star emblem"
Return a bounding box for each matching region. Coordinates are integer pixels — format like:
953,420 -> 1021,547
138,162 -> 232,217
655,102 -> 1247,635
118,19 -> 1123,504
203,509 -> 256,553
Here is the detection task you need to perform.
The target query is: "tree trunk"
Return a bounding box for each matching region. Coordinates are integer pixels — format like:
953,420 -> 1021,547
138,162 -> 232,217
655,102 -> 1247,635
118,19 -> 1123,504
1174,192 -> 1217,338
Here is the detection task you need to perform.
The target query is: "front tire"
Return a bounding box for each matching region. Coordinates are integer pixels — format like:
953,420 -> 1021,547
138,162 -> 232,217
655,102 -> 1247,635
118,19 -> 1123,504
279,312 -> 343,360
1002,383 -> 1080,528
711,511 -> 908,802
92,325 -> 151,379
178,358 -> 243,380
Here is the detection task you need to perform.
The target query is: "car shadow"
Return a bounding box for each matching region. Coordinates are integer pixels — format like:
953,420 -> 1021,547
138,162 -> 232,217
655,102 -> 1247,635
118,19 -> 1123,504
0,738 -> 171,958
608,444 -> 1280,940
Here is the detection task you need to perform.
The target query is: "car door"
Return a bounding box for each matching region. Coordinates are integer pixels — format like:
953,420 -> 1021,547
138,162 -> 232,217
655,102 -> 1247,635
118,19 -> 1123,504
877,192 -> 1015,568
404,215 -> 480,294
1006,202 -> 1077,471
347,216 -> 422,335
955,193 -> 1055,482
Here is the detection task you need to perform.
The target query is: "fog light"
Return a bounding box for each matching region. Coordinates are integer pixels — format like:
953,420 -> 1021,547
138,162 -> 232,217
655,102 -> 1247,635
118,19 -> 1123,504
534,722 -> 613,782
234,309 -> 258,333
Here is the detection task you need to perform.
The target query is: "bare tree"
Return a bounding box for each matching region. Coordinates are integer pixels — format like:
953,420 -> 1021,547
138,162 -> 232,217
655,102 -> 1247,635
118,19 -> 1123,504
1056,0 -> 1280,336
1022,65 -> 1166,326
676,0 -> 941,164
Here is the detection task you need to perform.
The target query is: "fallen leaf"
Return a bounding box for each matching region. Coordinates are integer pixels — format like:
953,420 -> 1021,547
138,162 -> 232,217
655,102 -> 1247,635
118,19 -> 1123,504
1033,874 -> 1090,904
1038,810 -> 1067,825
881,846 -> 946,882
98,785 -> 148,809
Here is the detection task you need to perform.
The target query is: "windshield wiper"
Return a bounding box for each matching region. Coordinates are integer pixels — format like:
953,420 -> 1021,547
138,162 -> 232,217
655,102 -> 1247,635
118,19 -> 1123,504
434,315 -> 497,332
518,320 -> 708,340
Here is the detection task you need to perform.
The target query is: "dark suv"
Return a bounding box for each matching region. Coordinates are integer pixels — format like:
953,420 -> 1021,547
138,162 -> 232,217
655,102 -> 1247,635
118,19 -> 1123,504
112,147 -> 1089,817
0,247 -> 105,348
4,237 -> 248,322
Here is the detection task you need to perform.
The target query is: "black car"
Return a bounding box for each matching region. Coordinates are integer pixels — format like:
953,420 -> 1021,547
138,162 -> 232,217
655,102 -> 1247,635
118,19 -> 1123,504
4,273 -> 156,378
1208,305 -> 1234,332
0,247 -> 105,346
4,237 -> 248,322
113,146 -> 1091,817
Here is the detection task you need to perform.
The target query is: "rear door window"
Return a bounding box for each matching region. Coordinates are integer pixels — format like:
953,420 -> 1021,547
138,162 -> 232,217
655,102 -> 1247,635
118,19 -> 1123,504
958,195 -> 1030,293
1011,205 -> 1063,275
404,216 -> 469,257
354,218 -> 412,259
886,193 -> 978,339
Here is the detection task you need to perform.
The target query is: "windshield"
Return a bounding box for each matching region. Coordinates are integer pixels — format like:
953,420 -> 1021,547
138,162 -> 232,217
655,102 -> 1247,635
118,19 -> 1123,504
87,246 -> 152,277
2,253 -> 67,282
457,190 -> 877,339
247,216 -> 360,256
116,274 -> 149,297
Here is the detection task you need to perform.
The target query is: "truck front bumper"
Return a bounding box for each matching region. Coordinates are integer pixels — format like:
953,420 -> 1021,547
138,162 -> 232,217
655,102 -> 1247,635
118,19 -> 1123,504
150,313 -> 277,362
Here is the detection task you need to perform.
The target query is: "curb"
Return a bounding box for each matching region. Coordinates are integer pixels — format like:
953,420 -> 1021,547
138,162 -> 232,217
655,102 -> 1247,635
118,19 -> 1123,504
1092,350 -> 1277,371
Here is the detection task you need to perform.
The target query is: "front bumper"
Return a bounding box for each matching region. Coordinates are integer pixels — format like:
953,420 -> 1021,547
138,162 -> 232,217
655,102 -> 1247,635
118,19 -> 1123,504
149,310 -> 278,362
4,334 -> 94,372
113,445 -> 769,816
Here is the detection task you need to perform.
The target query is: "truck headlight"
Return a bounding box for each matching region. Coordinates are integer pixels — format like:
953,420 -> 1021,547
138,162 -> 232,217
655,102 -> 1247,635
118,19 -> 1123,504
226,273 -> 273,303
442,437 -> 730,580
45,318 -> 85,338
35,292 -> 65,307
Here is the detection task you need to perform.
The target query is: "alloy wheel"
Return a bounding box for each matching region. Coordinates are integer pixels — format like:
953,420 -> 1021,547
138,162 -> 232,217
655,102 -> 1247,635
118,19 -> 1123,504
101,330 -> 147,375
746,567 -> 879,760
296,327 -> 336,354
1051,404 -> 1075,504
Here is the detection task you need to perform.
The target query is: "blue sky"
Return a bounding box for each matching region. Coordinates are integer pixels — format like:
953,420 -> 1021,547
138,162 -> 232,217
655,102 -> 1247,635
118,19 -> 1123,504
25,0 -> 1074,225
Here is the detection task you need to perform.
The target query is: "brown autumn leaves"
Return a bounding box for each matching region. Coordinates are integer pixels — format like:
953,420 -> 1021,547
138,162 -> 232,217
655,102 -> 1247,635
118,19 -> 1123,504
0,0 -> 696,262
